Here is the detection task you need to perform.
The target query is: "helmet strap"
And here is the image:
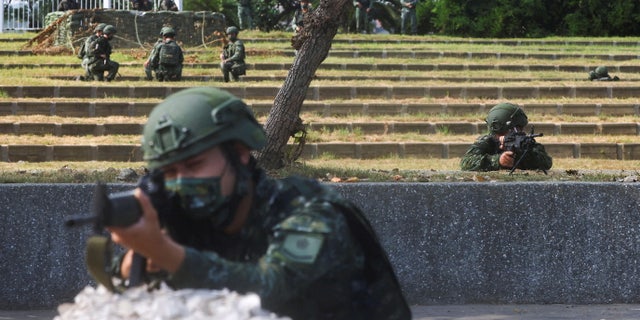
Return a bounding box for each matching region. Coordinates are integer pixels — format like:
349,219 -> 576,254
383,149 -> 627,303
217,142 -> 252,229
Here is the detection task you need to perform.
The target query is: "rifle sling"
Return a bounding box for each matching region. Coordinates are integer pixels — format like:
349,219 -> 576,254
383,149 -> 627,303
86,235 -> 120,293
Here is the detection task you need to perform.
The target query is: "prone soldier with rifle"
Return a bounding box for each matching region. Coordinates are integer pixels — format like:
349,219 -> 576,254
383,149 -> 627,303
460,102 -> 553,173
67,87 -> 411,320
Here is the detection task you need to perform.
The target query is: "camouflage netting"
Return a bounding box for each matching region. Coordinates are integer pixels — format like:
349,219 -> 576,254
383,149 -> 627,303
26,9 -> 227,54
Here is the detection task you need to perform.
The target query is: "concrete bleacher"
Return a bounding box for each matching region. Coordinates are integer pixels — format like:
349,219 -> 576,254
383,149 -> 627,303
1,32 -> 640,164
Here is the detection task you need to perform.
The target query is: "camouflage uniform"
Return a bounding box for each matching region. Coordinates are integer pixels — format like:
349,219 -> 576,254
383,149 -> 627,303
460,134 -> 553,171
221,38 -> 246,82
589,66 -> 619,81
88,35 -> 119,81
164,170 -> 411,320
80,34 -> 99,79
144,39 -> 163,80
460,102 -> 552,172
146,39 -> 184,81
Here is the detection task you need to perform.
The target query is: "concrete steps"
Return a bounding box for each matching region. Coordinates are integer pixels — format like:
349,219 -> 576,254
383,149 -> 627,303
2,35 -> 640,163
1,121 -> 638,136
1,141 -> 638,162
5,62 -> 640,73
2,85 -> 640,100
3,101 -> 639,118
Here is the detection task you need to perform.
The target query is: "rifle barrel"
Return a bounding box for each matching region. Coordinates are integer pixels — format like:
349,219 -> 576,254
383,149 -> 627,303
65,215 -> 96,228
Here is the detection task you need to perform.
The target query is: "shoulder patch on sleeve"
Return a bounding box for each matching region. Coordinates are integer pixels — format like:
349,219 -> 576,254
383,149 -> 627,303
281,233 -> 324,264
279,213 -> 332,233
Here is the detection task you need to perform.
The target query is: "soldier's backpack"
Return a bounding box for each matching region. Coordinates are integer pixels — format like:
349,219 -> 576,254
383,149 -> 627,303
159,41 -> 181,66
77,42 -> 86,59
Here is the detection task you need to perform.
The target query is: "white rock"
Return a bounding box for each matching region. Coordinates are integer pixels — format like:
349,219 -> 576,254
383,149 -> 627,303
54,284 -> 291,320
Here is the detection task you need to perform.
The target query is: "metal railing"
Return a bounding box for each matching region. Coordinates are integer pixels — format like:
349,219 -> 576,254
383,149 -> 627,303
1,0 -> 182,32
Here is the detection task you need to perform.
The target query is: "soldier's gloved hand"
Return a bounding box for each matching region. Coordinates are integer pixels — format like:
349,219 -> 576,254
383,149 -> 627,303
498,135 -> 506,150
499,151 -> 515,168
119,249 -> 162,279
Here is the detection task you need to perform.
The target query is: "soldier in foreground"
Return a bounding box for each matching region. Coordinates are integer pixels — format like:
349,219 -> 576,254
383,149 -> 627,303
144,27 -> 184,81
87,25 -> 119,81
460,102 -> 553,172
220,26 -> 246,82
107,87 -> 412,319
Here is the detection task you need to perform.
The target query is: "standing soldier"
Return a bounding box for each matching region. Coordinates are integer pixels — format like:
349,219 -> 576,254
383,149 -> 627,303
77,23 -> 106,81
237,0 -> 253,30
88,25 -> 120,82
400,0 -> 417,35
144,27 -> 184,81
460,102 -> 553,172
353,0 -> 372,34
220,26 -> 246,82
292,0 -> 312,34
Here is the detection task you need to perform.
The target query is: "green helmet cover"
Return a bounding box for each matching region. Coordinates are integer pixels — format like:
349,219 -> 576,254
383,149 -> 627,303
142,87 -> 266,170
486,103 -> 528,134
595,66 -> 609,78
226,26 -> 239,35
94,23 -> 107,32
160,26 -> 175,37
103,25 -> 117,35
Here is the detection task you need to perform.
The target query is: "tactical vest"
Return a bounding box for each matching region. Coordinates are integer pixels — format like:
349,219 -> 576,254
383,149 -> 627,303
159,41 -> 181,66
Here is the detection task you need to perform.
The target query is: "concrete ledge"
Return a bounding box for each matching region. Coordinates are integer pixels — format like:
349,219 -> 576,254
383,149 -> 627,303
7,119 -> 639,139
4,142 -> 640,161
1,101 -> 636,117
6,85 -> 640,100
3,183 -> 640,309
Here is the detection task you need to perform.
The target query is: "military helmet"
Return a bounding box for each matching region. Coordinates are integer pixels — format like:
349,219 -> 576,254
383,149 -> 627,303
486,103 -> 528,134
160,26 -> 176,37
142,87 -> 266,170
594,66 -> 609,78
103,25 -> 117,35
94,23 -> 107,32
226,26 -> 239,35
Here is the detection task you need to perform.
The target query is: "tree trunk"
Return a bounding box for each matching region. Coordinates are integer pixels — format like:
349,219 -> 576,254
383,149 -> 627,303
256,0 -> 351,169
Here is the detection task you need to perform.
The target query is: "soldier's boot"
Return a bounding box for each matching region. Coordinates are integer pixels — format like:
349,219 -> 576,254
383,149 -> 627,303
105,71 -> 117,82
144,68 -> 153,81
222,70 -> 230,83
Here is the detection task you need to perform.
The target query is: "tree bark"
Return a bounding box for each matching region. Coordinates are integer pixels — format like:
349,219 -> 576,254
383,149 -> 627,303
256,0 -> 351,169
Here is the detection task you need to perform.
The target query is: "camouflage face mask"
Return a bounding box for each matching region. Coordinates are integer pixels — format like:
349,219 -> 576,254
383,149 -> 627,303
164,176 -> 234,227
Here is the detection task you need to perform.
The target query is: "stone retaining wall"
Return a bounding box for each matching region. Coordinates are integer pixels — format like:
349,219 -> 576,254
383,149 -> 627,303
2,182 -> 640,309
47,10 -> 226,48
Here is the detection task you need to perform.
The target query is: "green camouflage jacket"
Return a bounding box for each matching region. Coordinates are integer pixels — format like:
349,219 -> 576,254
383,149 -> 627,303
223,39 -> 246,65
166,169 -> 411,320
88,36 -> 112,64
460,134 -> 553,171
149,39 -> 183,76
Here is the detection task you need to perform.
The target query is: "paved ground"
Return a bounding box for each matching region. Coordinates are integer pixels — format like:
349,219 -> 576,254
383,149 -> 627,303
3,304 -> 640,319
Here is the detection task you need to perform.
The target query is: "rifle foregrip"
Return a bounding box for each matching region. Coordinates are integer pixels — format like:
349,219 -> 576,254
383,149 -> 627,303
128,252 -> 147,287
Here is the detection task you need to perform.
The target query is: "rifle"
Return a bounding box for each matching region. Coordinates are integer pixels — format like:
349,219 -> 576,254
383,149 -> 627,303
502,127 -> 546,175
65,170 -> 175,292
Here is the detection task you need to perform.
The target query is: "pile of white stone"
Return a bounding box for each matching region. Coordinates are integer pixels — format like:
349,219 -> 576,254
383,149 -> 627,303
55,284 -> 290,320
